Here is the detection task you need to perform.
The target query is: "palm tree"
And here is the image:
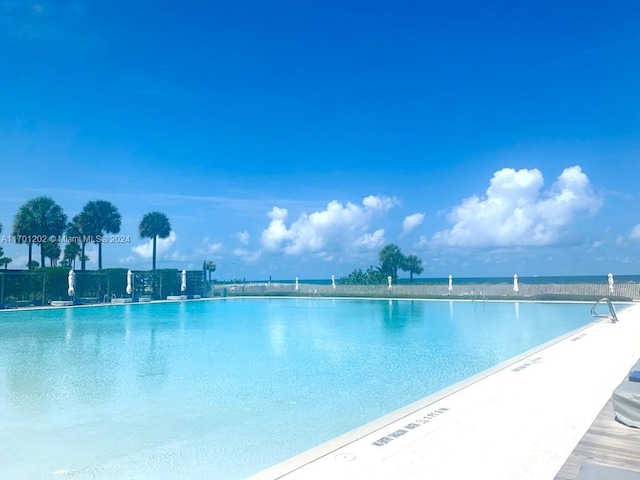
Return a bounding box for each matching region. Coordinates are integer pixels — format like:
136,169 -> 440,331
43,241 -> 61,266
79,255 -> 90,267
401,254 -> 424,283
205,260 -> 217,283
63,242 -> 81,269
13,202 -> 38,268
378,243 -> 405,283
67,215 -> 91,271
13,196 -> 67,269
80,200 -> 122,269
139,211 -> 171,271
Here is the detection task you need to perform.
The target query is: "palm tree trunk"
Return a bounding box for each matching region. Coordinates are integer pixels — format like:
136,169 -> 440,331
81,243 -> 86,271
98,242 -> 103,270
28,242 -> 33,269
410,271 -> 414,283
40,243 -> 45,269
152,236 -> 157,270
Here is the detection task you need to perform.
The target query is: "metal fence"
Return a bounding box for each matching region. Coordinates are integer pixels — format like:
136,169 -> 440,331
216,282 -> 640,301
2,273 -> 637,307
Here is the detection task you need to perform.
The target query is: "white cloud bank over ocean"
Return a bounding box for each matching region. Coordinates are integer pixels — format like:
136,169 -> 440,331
433,166 -> 602,247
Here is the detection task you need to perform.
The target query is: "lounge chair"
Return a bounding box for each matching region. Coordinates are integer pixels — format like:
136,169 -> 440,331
613,380 -> 640,428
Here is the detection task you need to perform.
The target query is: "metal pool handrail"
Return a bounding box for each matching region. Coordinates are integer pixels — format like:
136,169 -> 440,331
591,297 -> 618,323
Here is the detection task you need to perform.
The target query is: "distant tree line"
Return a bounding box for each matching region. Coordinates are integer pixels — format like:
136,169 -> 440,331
339,243 -> 424,285
4,196 -> 173,271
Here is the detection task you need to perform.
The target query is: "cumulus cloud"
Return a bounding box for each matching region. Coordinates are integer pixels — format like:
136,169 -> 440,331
9,255 -> 29,269
433,166 -> 602,247
236,231 -> 250,245
354,229 -> 386,249
119,255 -> 136,265
132,231 -> 178,258
205,241 -> 223,253
233,248 -> 262,262
415,235 -> 429,248
402,213 -> 425,235
193,237 -> 223,258
260,195 -> 397,255
86,245 -> 98,265
362,195 -> 397,211
168,250 -> 188,261
629,225 -> 640,240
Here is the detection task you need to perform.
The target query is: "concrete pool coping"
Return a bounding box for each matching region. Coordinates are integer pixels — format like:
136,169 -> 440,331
247,302 -> 640,480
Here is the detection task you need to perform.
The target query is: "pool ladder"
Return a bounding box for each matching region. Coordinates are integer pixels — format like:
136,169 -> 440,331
591,297 -> 618,323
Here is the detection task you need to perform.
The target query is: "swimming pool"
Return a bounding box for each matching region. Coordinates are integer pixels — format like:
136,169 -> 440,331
0,298 -> 609,479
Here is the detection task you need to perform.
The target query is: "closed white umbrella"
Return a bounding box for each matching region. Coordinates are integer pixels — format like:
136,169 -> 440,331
181,270 -> 187,293
387,275 -> 392,291
295,276 -> 299,291
331,275 -> 336,289
126,270 -> 133,295
513,274 -> 519,293
67,269 -> 75,297
448,274 -> 453,294
608,273 -> 614,294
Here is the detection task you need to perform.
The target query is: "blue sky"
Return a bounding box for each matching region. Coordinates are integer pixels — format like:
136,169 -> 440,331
0,0 -> 639,280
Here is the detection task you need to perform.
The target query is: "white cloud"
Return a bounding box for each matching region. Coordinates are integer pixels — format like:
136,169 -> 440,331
402,213 -> 425,235
233,248 -> 262,262
415,235 -> 429,248
433,166 -> 602,247
132,231 -> 178,259
354,229 -> 386,249
260,195 -> 397,255
630,225 -> 640,240
86,245 -> 98,265
261,208 -> 292,251
165,238 -> 223,263
7,254 -> 28,269
362,195 -> 398,211
168,250 -> 188,261
193,237 -> 224,259
206,242 -> 223,253
236,231 -> 250,245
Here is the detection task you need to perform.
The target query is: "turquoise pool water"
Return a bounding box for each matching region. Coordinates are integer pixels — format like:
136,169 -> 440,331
0,299 -> 606,479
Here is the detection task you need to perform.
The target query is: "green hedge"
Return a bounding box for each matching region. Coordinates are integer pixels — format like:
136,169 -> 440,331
0,267 -> 204,305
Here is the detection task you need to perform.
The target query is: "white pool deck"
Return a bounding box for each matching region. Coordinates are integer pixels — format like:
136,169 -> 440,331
249,303 -> 640,480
